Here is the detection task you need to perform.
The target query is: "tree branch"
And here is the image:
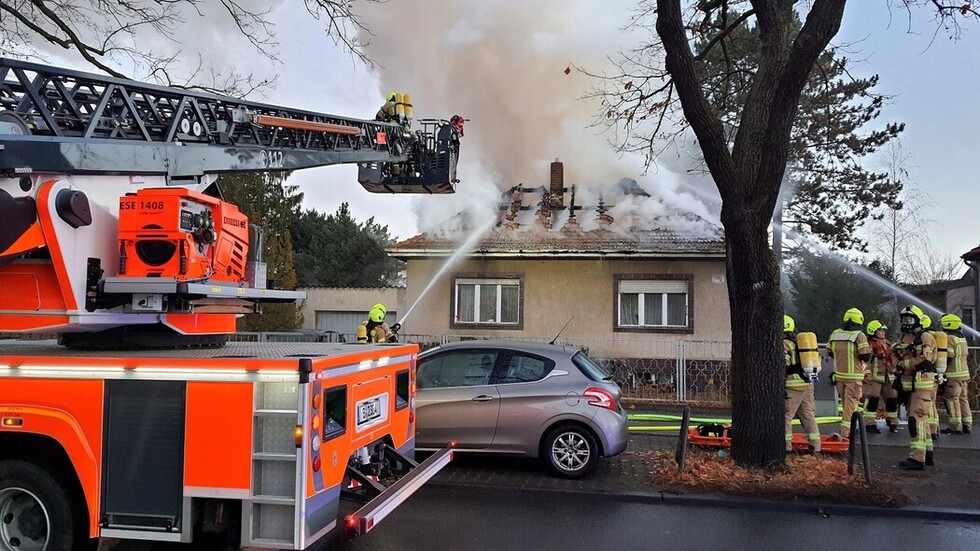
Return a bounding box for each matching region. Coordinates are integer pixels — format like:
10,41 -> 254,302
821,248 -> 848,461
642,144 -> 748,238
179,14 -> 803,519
657,0 -> 737,198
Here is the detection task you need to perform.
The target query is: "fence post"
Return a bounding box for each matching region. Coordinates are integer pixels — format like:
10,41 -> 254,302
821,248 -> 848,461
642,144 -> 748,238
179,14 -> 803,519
676,406 -> 691,473
847,411 -> 873,485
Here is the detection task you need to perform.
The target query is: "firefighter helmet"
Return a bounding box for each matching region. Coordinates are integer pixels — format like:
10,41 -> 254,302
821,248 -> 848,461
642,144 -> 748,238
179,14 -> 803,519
387,92 -> 397,102
921,314 -> 932,330
900,305 -> 925,333
866,320 -> 887,335
941,313 -> 963,331
783,315 -> 795,334
843,307 -> 864,326
368,303 -> 387,323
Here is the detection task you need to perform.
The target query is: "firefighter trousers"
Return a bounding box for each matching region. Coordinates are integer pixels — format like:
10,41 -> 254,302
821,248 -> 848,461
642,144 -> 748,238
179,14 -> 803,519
862,379 -> 899,427
908,389 -> 934,463
943,379 -> 973,431
785,385 -> 820,452
836,379 -> 863,436
929,385 -> 939,434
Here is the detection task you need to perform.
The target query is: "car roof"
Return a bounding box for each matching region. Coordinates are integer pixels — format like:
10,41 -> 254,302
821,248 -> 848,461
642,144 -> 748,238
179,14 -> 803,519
418,339 -> 579,358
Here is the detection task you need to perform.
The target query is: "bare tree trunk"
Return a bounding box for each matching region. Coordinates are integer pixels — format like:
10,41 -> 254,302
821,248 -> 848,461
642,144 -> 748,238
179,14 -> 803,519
656,0 -> 846,467
725,200 -> 786,465
772,199 -> 783,266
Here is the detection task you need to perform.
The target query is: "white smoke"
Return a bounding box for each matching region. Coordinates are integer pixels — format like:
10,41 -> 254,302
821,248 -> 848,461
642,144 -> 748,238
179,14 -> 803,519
357,0 -> 721,238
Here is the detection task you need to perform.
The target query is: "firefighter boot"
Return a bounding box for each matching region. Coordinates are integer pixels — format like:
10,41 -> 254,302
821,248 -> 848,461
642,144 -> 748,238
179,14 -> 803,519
899,458 -> 925,471
888,423 -> 900,433
925,451 -> 935,467
964,425 -> 972,434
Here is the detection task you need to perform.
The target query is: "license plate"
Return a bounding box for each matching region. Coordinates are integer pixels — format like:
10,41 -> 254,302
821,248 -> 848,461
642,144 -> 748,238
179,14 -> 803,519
357,398 -> 382,425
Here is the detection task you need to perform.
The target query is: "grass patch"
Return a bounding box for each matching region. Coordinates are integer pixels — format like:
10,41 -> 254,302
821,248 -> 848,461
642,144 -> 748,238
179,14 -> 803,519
649,449 -> 908,508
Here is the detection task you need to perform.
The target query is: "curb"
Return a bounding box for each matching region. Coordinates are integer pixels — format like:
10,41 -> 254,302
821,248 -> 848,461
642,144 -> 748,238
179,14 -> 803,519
426,480 -> 980,523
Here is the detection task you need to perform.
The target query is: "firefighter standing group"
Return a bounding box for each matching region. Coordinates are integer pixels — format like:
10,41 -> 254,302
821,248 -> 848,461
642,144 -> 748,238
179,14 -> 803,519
784,306 -> 974,471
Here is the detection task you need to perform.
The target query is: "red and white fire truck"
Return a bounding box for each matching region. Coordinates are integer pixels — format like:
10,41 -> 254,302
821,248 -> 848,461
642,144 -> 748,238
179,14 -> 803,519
0,58 -> 460,550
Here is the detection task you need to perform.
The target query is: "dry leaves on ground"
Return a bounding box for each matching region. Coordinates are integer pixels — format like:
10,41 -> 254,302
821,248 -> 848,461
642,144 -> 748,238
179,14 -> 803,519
649,449 -> 908,507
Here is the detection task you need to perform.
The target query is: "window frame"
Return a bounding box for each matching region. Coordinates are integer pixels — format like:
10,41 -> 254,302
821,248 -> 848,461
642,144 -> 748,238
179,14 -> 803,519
961,306 -> 975,331
450,273 -> 525,330
613,274 -> 694,334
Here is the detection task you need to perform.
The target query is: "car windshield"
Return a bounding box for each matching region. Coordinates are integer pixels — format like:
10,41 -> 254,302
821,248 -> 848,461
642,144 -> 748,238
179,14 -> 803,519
571,352 -> 612,382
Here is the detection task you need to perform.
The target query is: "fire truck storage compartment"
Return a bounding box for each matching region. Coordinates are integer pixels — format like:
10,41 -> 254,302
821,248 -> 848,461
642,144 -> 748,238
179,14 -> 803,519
102,380 -> 186,531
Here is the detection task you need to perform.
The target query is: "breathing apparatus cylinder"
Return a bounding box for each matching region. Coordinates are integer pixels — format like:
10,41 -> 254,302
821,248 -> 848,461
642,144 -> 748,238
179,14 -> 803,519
403,93 -> 413,122
356,322 -> 368,344
796,332 -> 821,377
932,331 -> 948,374
395,93 -> 406,120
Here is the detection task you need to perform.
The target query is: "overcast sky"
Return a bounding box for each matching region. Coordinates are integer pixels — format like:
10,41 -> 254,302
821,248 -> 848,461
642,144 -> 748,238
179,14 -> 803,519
30,1 -> 980,269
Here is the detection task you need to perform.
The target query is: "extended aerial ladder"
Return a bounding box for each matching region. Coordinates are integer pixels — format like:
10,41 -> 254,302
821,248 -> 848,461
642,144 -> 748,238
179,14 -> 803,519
0,58 -> 462,347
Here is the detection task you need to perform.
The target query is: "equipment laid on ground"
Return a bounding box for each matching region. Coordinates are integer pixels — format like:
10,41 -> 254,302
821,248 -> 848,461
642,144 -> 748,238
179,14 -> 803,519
0,58 -> 458,549
0,58 -> 463,347
689,425 -> 849,454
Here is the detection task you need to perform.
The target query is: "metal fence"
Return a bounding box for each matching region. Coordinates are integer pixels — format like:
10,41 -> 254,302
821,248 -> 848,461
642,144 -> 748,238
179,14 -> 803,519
5,330 -> 976,409
231,332 -> 980,409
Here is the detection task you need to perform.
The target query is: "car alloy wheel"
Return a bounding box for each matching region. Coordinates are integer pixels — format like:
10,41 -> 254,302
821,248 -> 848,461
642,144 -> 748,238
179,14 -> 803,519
544,425 -> 598,479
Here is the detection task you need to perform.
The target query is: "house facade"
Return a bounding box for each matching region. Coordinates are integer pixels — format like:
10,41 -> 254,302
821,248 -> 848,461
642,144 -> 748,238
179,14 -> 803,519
387,160 -> 731,359
299,286 -> 405,339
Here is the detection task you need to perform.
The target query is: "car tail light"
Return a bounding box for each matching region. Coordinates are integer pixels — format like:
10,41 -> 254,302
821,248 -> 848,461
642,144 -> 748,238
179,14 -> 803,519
584,387 -> 615,410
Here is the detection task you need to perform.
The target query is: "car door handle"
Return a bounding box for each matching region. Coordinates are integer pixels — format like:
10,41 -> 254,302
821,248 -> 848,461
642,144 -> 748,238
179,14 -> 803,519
471,395 -> 495,402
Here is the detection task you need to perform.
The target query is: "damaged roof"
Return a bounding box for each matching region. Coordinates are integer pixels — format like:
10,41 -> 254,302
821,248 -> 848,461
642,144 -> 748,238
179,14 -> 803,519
389,226 -> 726,259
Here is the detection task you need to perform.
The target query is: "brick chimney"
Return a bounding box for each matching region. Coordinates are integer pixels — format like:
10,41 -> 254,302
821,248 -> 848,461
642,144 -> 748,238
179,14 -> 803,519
596,195 -> 614,227
549,158 -> 564,208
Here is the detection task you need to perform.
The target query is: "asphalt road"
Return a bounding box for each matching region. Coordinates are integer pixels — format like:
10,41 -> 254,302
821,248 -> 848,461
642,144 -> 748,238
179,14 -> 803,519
331,485 -> 980,551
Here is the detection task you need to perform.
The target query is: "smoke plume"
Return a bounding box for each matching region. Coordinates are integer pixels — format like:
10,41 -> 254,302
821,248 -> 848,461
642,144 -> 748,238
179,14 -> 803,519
356,0 -> 711,235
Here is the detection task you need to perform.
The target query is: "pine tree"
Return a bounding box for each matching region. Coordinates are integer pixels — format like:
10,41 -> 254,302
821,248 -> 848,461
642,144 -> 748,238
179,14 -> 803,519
291,203 -> 403,288
218,172 -> 304,331
695,11 -> 904,253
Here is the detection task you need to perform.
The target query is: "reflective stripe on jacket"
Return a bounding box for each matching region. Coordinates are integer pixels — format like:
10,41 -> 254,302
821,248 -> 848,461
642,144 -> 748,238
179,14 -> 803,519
869,337 -> 893,383
828,329 -> 870,380
784,338 -> 809,389
946,334 -> 970,380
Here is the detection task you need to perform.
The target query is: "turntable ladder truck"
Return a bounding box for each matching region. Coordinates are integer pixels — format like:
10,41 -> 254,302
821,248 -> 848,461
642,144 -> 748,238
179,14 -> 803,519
0,58 -> 458,550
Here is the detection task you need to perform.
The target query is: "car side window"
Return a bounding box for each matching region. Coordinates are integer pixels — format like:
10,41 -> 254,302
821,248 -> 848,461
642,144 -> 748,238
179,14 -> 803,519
417,351 -> 497,388
497,353 -> 554,384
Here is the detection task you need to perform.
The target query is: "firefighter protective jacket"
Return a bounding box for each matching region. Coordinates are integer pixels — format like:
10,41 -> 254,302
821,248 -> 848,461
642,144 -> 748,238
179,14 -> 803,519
946,332 -> 970,381
827,328 -> 871,381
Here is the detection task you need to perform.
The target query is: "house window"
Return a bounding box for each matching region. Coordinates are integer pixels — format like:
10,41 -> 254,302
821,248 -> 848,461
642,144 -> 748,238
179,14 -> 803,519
453,277 -> 521,327
962,307 -> 974,330
615,276 -> 693,333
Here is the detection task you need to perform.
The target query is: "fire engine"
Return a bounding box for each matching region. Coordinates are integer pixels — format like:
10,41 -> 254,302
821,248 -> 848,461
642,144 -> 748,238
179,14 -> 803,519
0,58 -> 458,550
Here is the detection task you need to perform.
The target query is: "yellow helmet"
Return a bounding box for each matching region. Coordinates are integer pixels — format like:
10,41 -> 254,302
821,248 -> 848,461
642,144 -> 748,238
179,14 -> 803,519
900,305 -> 925,332
783,315 -> 795,333
368,303 -> 387,323
843,307 -> 864,326
921,314 -> 932,330
941,313 -> 962,331
866,320 -> 886,335
387,92 -> 397,102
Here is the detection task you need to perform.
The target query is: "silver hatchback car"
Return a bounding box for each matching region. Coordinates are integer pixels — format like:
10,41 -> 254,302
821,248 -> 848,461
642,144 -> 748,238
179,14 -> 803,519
414,340 -> 628,478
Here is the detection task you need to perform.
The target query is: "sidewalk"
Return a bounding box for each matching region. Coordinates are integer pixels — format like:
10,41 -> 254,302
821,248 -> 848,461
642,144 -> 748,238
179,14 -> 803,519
428,412 -> 980,520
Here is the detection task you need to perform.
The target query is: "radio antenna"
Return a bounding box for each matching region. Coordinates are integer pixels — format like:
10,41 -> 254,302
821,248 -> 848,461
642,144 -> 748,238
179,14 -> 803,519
550,316 -> 574,345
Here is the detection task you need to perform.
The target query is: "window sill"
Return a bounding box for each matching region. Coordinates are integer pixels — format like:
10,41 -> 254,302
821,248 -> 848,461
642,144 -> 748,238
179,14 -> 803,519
450,322 -> 525,331
614,326 -> 694,335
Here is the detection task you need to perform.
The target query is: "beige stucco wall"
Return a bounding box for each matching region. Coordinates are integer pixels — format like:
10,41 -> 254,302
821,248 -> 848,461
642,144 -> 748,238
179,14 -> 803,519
946,285 -> 975,316
299,287 -> 407,330
397,257 -> 731,357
